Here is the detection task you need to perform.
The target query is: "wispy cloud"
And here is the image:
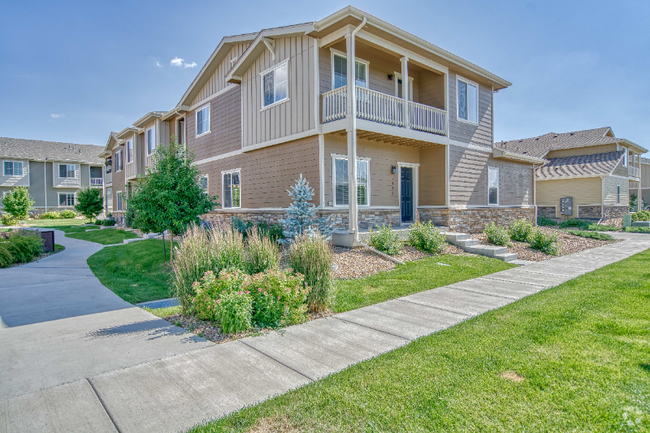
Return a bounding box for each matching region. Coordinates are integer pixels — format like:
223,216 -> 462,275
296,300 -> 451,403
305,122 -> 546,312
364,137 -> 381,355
150,56 -> 164,68
171,57 -> 197,68
50,113 -> 65,119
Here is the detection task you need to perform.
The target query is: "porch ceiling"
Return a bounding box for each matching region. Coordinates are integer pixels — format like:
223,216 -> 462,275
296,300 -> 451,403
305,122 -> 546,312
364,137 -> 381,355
329,129 -> 445,148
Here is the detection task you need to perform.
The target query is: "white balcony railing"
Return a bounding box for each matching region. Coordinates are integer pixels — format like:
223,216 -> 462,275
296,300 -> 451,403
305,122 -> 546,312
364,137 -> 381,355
629,165 -> 639,178
90,178 -> 103,187
322,87 -> 447,136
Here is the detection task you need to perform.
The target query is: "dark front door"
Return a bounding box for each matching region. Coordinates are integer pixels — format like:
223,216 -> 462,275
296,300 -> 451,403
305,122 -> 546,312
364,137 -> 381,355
400,167 -> 413,223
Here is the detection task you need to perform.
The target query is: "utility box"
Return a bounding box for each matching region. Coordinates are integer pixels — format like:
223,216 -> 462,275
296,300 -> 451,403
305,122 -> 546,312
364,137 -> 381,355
623,215 -> 632,228
40,230 -> 55,253
560,197 -> 573,216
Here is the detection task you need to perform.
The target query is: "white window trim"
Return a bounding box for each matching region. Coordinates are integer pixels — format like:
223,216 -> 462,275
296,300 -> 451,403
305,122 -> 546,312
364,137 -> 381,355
116,191 -> 123,211
221,168 -> 241,209
456,75 -> 479,125
330,48 -> 370,91
199,174 -> 209,192
57,163 -> 77,179
146,127 -> 156,156
3,160 -> 24,177
57,192 -> 76,208
331,154 -> 371,208
393,72 -> 414,100
488,166 -> 500,206
195,104 -> 211,138
126,139 -> 133,164
260,59 -> 290,111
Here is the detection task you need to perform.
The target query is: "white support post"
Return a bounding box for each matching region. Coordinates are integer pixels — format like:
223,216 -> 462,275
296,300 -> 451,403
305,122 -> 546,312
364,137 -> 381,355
400,56 -> 409,129
346,31 -> 359,239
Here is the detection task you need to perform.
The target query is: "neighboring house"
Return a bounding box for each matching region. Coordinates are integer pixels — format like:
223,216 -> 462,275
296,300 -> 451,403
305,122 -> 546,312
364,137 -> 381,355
496,127 -> 647,221
0,137 -> 104,214
634,157 -> 650,208
102,6 -> 543,237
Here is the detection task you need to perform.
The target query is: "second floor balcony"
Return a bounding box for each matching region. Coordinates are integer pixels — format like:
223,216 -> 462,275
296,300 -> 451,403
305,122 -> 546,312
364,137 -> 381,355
322,86 -> 447,137
629,165 -> 639,179
90,177 -> 103,187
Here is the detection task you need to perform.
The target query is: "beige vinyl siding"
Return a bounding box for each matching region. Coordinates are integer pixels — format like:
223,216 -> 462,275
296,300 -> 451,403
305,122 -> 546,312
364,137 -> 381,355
187,86 -> 242,161
545,144 -> 617,159
536,177 -> 602,218
419,72 -> 445,110
143,120 -> 159,168
241,36 -> 317,148
136,132 -> 146,175
0,159 -> 29,187
603,175 -> 629,206
191,43 -> 250,107
197,136 -> 319,209
641,163 -> 650,188
447,71 -> 493,147
323,134 -> 419,208
419,146 -> 446,206
124,134 -> 137,180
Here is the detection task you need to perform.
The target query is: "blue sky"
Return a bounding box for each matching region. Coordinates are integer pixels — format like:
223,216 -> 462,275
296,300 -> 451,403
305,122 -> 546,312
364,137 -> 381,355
1,0 -> 648,151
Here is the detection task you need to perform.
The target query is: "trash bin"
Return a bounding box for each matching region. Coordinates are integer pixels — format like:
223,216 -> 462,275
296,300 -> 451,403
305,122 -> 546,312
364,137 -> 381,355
40,230 -> 55,252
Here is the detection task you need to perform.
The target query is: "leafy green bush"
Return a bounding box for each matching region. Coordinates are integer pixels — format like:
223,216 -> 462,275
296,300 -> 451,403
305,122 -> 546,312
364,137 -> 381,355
2,187 -> 34,220
562,230 -> 615,241
408,221 -> 447,254
60,209 -> 77,219
624,226 -> 650,233
369,224 -> 402,255
0,243 -> 13,268
216,289 -> 254,334
247,270 -> 308,328
244,230 -> 280,275
559,219 -> 591,230
587,223 -> 619,232
631,210 -> 650,222
102,219 -> 116,226
537,216 -> 558,226
232,218 -> 284,243
288,233 -> 332,313
124,206 -> 136,228
40,211 -> 61,219
6,230 -> 44,263
75,188 -> 104,219
528,229 -> 560,255
508,219 -> 534,242
2,214 -> 19,226
484,222 -> 511,246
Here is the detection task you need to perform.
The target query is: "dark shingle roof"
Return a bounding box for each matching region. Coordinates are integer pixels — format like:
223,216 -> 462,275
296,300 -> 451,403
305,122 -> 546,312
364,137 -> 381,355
495,127 -> 615,158
641,157 -> 650,165
0,137 -> 104,165
536,150 -> 624,180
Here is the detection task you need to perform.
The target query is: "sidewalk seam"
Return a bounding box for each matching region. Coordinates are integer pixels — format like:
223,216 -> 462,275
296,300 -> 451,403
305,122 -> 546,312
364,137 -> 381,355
396,298 -> 474,317
446,286 -> 519,300
238,340 -> 316,383
86,377 -> 122,433
331,316 -> 413,341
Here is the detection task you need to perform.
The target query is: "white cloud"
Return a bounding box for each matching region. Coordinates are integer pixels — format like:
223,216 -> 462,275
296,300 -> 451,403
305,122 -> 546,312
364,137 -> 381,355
171,57 -> 197,68
50,113 -> 65,119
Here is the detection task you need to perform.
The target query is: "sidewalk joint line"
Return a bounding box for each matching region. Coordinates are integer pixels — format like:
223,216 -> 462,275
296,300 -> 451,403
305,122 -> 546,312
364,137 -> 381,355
480,276 -> 549,287
446,286 -> 519,301
86,377 -> 123,433
238,340 -> 316,383
331,316 -> 412,341
396,298 -> 473,317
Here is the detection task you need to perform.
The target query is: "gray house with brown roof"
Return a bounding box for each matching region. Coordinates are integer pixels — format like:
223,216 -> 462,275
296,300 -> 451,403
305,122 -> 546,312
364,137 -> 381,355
496,127 -> 647,220
0,137 -> 104,215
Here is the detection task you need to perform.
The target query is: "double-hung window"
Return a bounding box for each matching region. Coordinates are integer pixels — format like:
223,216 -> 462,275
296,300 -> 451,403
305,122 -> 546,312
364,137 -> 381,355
146,128 -> 155,155
457,76 -> 478,124
222,170 -> 241,208
196,105 -> 210,136
126,140 -> 133,163
333,156 -> 369,206
488,167 -> 499,205
3,161 -> 23,176
59,164 -> 76,178
332,51 -> 368,89
262,62 -> 288,108
59,193 -> 75,207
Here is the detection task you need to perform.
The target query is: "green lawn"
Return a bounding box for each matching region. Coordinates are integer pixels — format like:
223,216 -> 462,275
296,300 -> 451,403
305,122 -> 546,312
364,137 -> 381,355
192,249 -> 650,432
59,225 -> 101,234
65,228 -> 139,245
22,218 -> 91,228
332,255 -> 514,313
87,239 -> 175,304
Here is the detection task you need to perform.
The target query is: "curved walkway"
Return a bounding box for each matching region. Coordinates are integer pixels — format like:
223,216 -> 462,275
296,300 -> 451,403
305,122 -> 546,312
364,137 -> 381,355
1,231 -> 649,433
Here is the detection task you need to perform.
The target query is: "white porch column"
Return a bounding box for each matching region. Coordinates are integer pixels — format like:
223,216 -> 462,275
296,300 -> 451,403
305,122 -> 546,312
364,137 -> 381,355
638,154 -> 642,211
346,31 -> 359,238
400,56 -> 409,129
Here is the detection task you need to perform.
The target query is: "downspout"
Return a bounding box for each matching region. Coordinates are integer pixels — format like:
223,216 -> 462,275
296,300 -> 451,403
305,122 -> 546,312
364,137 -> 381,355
598,175 -> 605,225
44,158 -> 47,212
532,163 -> 539,224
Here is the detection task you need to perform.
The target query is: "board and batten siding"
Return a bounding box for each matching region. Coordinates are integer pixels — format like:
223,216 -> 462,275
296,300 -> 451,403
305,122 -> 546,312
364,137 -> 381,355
0,159 -> 29,187
241,36 -> 317,148
641,163 -> 650,188
419,145 -> 446,206
191,43 -> 250,107
447,71 -> 493,148
187,86 -> 242,161
536,177 -> 602,218
545,144 -> 617,159
197,136 -> 319,209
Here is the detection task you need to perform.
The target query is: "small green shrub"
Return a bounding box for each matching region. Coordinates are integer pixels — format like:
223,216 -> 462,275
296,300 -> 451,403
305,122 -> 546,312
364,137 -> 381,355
60,209 -> 77,219
6,230 -> 44,263
102,219 -> 116,226
247,270 -> 308,328
508,219 -> 534,242
559,219 -> 591,230
484,222 -> 511,246
288,233 -> 332,313
562,230 -> 615,241
244,230 -> 280,275
256,220 -> 284,243
124,206 -> 136,228
2,214 -> 19,226
75,187 -> 104,219
537,216 -> 558,226
528,229 -> 560,255
587,223 -> 619,232
408,221 -> 447,254
631,210 -> 650,222
0,243 -> 13,268
40,211 -> 61,219
624,226 -> 650,233
2,187 -> 34,220
369,224 -> 402,255
216,289 -> 254,334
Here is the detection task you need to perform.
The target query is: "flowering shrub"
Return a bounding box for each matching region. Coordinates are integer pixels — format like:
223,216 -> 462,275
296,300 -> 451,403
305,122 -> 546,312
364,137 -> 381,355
40,211 -> 61,219
247,270 -> 309,327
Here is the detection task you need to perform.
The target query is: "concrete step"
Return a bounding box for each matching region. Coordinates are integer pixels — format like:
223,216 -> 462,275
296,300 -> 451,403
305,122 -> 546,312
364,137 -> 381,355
494,252 -> 519,262
446,232 -> 470,242
455,239 -> 479,247
464,244 -> 508,257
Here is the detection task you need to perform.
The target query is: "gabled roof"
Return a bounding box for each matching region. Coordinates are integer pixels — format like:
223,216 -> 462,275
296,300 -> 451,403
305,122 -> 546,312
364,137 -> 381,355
116,127 -> 139,140
0,137 -> 104,165
133,111 -> 166,128
536,150 -> 624,180
100,132 -> 118,158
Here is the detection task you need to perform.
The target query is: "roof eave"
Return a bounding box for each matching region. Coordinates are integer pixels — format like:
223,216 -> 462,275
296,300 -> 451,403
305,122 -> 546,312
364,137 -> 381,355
492,148 -> 546,165
132,112 -> 165,128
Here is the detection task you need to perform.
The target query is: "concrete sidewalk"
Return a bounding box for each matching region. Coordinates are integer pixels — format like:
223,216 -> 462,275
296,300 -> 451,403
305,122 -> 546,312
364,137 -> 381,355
2,232 -> 649,433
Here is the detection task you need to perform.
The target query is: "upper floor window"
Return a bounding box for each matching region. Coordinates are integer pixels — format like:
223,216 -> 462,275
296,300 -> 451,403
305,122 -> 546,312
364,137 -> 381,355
126,140 -> 133,163
116,191 -> 123,211
115,150 -> 123,172
147,128 -> 155,155
59,164 -> 76,178
3,161 -> 23,176
622,148 -> 628,167
332,51 -> 368,90
262,61 -> 288,108
457,76 -> 478,124
333,156 -> 370,206
222,170 -> 241,208
488,167 -> 499,205
198,174 -> 209,193
196,105 -> 210,136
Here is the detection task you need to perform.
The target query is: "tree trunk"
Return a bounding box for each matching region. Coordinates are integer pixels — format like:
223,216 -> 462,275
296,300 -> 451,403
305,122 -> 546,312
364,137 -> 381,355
162,232 -> 166,260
